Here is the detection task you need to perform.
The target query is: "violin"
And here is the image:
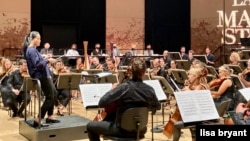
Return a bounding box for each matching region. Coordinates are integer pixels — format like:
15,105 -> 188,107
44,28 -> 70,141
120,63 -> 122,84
208,78 -> 226,89
21,71 -> 29,77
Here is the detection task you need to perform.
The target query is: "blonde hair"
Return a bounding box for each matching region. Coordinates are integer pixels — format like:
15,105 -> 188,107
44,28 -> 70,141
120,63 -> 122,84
219,65 -> 233,74
189,68 -> 208,89
230,52 -> 240,62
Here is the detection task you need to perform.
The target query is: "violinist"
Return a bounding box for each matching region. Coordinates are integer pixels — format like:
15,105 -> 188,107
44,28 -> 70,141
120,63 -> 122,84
229,52 -> 241,66
231,100 -> 250,125
171,67 -> 209,141
150,58 -> 166,78
5,59 -> 31,117
86,58 -> 160,141
0,58 -> 16,107
52,60 -> 71,116
76,57 -> 84,70
211,65 -> 235,111
238,59 -> 250,87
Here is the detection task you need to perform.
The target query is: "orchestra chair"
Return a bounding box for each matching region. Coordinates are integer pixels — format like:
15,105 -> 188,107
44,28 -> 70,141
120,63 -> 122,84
102,107 -> 148,141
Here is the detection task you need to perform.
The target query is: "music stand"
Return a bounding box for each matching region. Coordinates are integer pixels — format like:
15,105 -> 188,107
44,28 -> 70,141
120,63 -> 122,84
193,55 -> 208,64
242,50 -> 250,60
99,74 -> 119,84
231,74 -> 245,90
240,38 -> 250,46
81,71 -> 113,83
152,76 -> 174,95
206,65 -> 219,77
57,73 -> 82,115
142,73 -> 151,80
84,69 -> 103,75
238,60 -> 248,70
171,69 -> 188,85
176,60 -> 191,71
228,65 -> 243,75
169,52 -> 181,60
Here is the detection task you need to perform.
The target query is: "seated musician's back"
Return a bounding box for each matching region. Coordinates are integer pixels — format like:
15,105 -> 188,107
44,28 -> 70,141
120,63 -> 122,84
86,58 -> 161,141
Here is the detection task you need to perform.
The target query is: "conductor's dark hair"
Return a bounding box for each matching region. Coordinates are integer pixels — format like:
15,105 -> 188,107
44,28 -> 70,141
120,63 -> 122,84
22,31 -> 40,59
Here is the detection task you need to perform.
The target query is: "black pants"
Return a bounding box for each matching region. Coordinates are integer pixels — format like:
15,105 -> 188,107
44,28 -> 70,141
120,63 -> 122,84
0,86 -> 10,107
55,89 -> 71,107
87,121 -> 146,141
39,78 -> 58,119
6,91 -> 31,114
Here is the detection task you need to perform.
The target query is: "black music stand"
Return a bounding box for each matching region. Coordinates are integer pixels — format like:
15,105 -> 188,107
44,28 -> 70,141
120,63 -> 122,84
228,65 -> 243,75
206,65 -> 219,77
81,71 -> 113,83
171,69 -> 188,85
240,38 -> 250,46
169,52 -> 181,60
57,73 -> 82,115
151,76 -> 174,132
23,77 -> 42,128
99,74 -> 119,84
193,55 -> 208,64
238,60 -> 248,70
242,50 -> 250,60
176,60 -> 191,70
231,74 -> 245,91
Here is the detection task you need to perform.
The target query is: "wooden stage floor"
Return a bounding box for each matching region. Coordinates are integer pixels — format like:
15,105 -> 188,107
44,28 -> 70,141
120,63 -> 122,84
0,96 -> 192,141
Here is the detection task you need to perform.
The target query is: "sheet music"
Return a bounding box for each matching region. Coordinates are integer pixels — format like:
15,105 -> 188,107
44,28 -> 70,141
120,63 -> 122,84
143,80 -> 167,101
239,88 -> 250,101
174,90 -> 219,123
96,72 -> 112,78
79,83 -> 112,108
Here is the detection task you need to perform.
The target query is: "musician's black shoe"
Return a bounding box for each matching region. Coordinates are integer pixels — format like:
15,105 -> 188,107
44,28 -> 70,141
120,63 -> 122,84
33,121 -> 49,128
46,118 -> 60,123
57,110 -> 64,116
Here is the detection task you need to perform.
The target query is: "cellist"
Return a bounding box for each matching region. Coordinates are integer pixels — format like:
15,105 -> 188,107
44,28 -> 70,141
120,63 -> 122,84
169,67 -> 209,141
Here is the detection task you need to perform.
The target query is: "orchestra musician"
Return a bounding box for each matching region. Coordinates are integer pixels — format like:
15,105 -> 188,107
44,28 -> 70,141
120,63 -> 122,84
238,59 -> 250,87
90,56 -> 103,70
76,57 -> 84,70
0,58 -> 16,107
6,59 -> 31,117
231,100 -> 250,125
205,47 -> 215,66
150,58 -> 166,78
171,67 -> 209,141
86,58 -> 160,141
210,65 -> 235,111
229,52 -> 241,66
23,31 -> 59,127
52,60 -> 71,116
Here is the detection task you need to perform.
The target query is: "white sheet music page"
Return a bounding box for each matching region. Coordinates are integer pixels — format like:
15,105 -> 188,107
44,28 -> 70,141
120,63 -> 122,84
174,90 -> 219,123
96,72 -> 112,78
143,80 -> 167,101
239,88 -> 250,101
79,83 -> 112,108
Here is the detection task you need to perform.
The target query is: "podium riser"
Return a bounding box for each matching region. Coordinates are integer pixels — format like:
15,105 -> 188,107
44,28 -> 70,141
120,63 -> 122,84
19,115 -> 90,141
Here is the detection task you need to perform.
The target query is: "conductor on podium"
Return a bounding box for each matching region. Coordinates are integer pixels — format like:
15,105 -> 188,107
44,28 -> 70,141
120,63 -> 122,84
86,58 -> 160,141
